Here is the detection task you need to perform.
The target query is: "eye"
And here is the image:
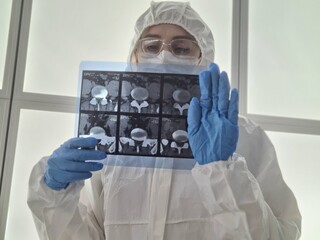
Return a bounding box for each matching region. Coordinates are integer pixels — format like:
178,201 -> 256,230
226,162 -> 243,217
141,40 -> 162,54
171,40 -> 194,56
173,47 -> 191,55
145,44 -> 161,53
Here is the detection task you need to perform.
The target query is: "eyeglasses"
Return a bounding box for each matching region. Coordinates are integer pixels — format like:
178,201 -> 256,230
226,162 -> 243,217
137,38 -> 201,58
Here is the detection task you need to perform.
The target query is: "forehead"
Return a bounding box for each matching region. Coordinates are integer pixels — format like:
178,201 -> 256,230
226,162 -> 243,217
141,24 -> 196,40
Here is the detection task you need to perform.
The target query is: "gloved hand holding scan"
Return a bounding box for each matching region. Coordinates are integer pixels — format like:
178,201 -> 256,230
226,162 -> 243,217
44,137 -> 105,190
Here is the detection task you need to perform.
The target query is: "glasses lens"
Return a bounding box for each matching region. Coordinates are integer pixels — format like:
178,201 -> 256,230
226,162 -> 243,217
171,39 -> 198,56
140,39 -> 162,55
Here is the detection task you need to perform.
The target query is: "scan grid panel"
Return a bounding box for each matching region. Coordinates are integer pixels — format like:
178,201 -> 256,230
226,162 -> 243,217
78,70 -> 200,158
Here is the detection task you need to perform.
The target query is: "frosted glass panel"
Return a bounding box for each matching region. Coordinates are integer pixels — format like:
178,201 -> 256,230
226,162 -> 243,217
23,0 -> 232,96
0,0 -> 12,89
266,131 -> 320,240
247,0 -> 320,120
5,109 -> 75,240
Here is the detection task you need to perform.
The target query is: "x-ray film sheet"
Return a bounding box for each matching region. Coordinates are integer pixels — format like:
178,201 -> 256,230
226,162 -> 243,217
76,62 -> 205,169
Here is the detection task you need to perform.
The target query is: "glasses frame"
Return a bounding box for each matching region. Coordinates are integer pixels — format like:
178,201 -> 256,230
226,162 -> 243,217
137,38 -> 201,58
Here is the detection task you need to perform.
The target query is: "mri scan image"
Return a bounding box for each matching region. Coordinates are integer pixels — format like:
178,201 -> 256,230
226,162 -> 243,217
78,70 -> 199,158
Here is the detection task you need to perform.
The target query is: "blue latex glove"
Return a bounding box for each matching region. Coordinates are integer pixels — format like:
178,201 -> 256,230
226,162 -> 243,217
44,137 -> 106,190
187,63 -> 239,164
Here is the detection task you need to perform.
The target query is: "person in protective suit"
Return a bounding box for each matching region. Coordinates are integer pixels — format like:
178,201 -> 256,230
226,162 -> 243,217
28,1 -> 301,239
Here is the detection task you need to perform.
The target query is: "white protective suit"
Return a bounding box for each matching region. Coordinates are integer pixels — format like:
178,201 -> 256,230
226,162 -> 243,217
28,2 -> 301,240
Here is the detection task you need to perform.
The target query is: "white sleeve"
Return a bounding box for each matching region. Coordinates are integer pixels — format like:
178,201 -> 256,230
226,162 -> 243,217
191,122 -> 301,239
27,157 -> 105,240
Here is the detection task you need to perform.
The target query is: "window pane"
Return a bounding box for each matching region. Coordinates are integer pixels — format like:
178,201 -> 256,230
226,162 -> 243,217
5,109 -> 75,240
23,0 -> 232,96
247,0 -> 320,120
266,131 -> 320,240
0,0 -> 12,90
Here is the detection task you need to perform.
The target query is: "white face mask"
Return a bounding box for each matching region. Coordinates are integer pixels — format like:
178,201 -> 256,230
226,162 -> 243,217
138,51 -> 200,66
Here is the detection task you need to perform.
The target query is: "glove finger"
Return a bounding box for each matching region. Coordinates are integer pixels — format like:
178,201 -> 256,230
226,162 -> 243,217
56,148 -> 106,161
228,88 -> 239,125
48,158 -> 103,172
209,63 -> 220,111
62,137 -> 99,149
218,71 -> 230,117
48,168 -> 93,183
199,70 -> 212,111
187,97 -> 202,137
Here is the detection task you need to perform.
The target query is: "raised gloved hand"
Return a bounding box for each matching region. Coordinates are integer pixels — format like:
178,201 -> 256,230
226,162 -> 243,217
44,137 -> 106,190
187,63 -> 239,164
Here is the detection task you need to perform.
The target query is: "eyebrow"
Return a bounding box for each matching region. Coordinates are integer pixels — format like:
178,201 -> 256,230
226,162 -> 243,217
142,34 -> 195,41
